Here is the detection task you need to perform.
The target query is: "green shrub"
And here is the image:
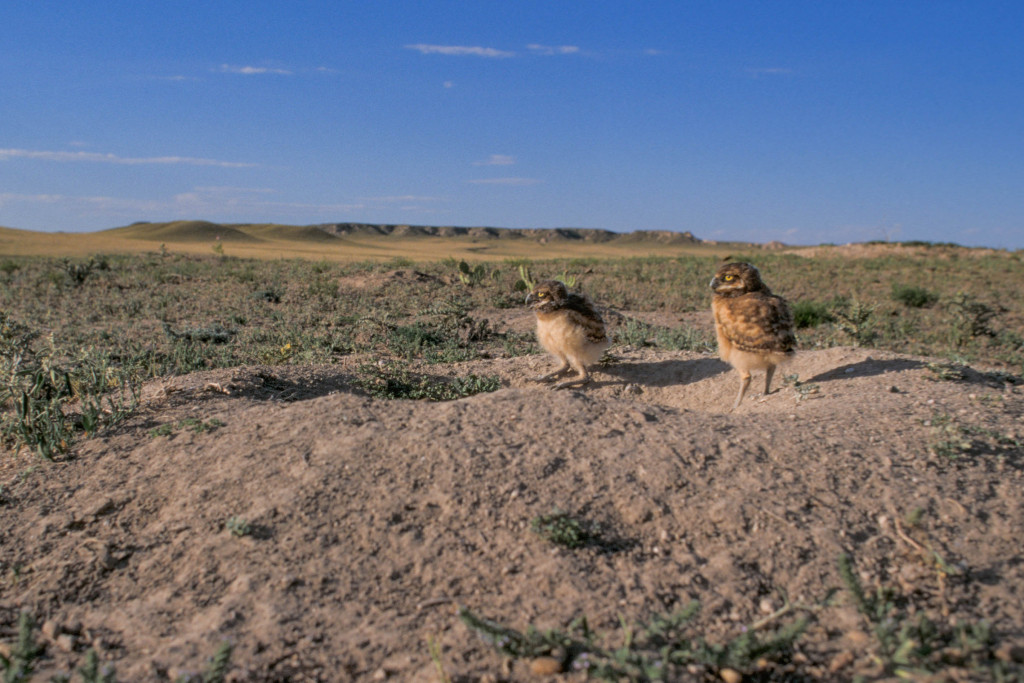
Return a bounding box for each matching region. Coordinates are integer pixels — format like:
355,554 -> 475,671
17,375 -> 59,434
791,300 -> 834,328
891,284 -> 939,308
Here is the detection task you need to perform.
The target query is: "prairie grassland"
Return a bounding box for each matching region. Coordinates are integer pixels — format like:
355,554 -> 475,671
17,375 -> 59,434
1,241 -> 1021,459
2,238 -> 1023,682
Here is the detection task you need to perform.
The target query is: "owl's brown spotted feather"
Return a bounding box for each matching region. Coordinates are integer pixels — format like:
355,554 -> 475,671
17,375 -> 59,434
526,280 -> 610,389
710,262 -> 796,410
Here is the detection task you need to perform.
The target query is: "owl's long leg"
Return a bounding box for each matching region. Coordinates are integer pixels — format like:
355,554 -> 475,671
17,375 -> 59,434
731,370 -> 752,411
763,365 -> 776,396
533,357 -> 571,383
553,360 -> 590,390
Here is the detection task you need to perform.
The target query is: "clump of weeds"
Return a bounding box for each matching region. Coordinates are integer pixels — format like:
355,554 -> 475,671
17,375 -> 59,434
1,312 -> 139,459
354,361 -> 500,401
837,553 -> 1011,679
459,599 -> 809,680
529,508 -> 605,549
891,284 -> 939,308
782,373 -> 821,402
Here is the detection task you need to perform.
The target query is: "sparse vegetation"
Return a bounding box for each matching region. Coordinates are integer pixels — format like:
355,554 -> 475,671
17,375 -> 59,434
1,239 -> 1023,681
353,361 -> 501,401
529,508 -> 602,549
225,516 -> 251,537
892,283 -> 939,308
838,553 -> 1012,679
459,600 -> 809,680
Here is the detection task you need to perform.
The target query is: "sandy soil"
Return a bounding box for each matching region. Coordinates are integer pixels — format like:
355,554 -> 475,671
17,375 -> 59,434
2,332 -> 1023,681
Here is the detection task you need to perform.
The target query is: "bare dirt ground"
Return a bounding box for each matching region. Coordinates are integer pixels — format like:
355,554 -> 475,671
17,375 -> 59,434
2,310 -> 1023,681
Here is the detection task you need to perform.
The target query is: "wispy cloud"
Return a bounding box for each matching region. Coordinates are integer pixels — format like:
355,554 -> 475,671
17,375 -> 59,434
405,44 -> 515,58
467,177 -> 540,186
473,154 -> 515,166
0,187 -> 449,224
219,64 -> 293,75
746,67 -> 793,77
0,148 -> 258,168
361,195 -> 444,203
526,44 -> 580,56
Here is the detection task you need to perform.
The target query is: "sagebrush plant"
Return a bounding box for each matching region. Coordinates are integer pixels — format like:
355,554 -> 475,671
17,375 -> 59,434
891,284 -> 939,308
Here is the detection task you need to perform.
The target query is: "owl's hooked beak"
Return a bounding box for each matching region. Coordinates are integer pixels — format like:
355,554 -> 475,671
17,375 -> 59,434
709,276 -> 719,291
525,292 -> 538,306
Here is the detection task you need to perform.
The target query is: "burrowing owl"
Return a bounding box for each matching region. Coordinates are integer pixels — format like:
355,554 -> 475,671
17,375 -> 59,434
710,262 -> 796,411
525,280 -> 610,389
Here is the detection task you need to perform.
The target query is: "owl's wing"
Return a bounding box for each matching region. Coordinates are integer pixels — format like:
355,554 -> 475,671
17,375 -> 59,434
717,293 -> 795,353
564,296 -> 608,343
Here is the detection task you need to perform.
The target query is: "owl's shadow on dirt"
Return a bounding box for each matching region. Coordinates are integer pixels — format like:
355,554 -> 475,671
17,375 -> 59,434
599,357 -> 730,388
805,358 -> 925,383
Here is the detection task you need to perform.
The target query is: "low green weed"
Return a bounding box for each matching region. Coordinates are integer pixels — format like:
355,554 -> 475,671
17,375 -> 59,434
149,418 -> 225,438
1,612 -> 232,683
838,553 -> 1008,678
459,600 -> 808,680
354,362 -> 501,401
782,374 -> 821,402
1,612 -> 43,682
225,516 -> 252,537
530,508 -> 602,549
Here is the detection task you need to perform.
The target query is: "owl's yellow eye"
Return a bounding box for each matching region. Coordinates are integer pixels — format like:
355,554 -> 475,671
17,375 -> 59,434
723,275 -> 734,281
537,292 -> 548,298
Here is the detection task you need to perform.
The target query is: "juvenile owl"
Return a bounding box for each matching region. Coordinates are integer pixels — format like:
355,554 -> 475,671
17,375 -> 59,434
525,280 -> 610,389
710,262 -> 796,411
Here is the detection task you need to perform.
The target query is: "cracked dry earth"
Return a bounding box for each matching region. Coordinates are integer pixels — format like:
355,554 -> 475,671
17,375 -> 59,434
1,345 -> 1023,682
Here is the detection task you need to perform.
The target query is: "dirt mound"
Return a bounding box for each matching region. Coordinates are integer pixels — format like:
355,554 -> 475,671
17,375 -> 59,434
1,347 -> 1022,681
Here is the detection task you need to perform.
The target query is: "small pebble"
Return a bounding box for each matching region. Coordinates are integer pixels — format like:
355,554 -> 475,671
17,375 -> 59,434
529,656 -> 562,675
56,634 -> 76,652
720,668 -> 743,683
828,651 -> 855,673
41,620 -> 60,639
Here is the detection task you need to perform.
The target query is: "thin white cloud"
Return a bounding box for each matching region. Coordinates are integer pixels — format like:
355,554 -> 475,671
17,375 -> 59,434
0,148 -> 258,168
467,177 -> 540,186
405,44 -> 515,58
526,44 -> 580,56
153,75 -> 194,82
473,154 -> 515,166
746,67 -> 793,77
360,195 -> 444,203
0,188 -> 451,223
219,64 -> 293,75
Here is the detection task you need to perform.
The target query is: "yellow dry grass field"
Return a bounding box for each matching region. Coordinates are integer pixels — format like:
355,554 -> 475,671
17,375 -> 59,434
0,221 -> 746,262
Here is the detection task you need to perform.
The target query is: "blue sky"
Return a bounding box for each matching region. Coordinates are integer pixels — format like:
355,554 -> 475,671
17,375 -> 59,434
2,1 -> 1022,248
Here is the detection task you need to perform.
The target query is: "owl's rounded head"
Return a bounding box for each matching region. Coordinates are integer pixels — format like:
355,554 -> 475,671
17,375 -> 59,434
710,262 -> 768,296
526,280 -> 569,311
